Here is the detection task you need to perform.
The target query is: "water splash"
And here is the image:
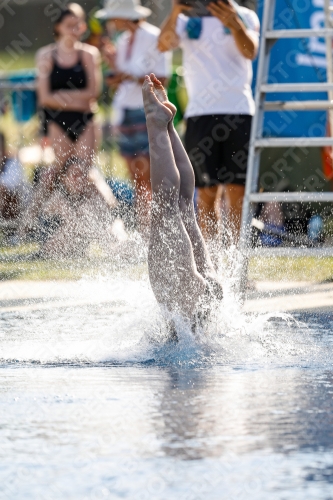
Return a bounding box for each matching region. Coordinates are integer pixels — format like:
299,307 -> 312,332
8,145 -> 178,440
0,241 -> 327,369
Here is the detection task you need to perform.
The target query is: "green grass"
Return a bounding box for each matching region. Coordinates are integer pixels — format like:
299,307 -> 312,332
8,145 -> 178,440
0,244 -> 96,281
0,260 -> 147,282
1,244 -> 333,282
249,256 -> 333,282
0,52 -> 36,72
0,243 -> 148,282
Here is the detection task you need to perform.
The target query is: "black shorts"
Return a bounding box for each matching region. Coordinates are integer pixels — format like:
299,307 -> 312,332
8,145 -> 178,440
185,114 -> 252,187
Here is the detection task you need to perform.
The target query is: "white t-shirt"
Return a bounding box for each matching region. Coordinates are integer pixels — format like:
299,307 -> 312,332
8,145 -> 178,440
176,9 -> 260,118
113,22 -> 171,119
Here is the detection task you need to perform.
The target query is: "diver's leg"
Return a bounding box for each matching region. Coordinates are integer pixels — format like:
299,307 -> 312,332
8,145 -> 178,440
149,74 -> 216,278
167,122 -> 216,278
143,75 -> 205,317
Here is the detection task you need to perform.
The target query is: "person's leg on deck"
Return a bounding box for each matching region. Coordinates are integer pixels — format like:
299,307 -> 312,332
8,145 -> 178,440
117,109 -> 151,236
196,185 -> 221,241
224,183 -> 245,243
124,154 -> 151,235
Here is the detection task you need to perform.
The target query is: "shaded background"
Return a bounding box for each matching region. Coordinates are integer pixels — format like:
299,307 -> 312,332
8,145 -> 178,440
1,0 -> 257,50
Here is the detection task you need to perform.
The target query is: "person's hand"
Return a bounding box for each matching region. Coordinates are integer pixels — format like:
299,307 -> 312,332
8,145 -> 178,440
101,37 -> 116,66
207,0 -> 241,31
106,72 -> 129,89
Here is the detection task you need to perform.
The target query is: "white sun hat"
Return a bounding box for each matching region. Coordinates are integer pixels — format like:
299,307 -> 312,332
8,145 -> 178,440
95,0 -> 152,20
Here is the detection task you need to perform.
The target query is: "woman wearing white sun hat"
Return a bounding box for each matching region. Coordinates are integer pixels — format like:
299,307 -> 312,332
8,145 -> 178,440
96,0 -> 171,235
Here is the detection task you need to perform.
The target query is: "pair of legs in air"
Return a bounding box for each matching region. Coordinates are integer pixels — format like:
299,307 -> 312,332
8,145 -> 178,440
143,74 -> 222,320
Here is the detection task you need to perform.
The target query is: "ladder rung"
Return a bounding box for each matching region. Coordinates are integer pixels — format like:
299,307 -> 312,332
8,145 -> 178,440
246,247 -> 333,257
266,28 -> 333,39
264,100 -> 333,110
249,192 -> 333,203
261,82 -> 333,92
255,137 -> 333,147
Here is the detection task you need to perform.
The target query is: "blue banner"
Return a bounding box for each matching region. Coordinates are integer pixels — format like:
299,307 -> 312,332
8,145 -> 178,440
253,0 -> 329,137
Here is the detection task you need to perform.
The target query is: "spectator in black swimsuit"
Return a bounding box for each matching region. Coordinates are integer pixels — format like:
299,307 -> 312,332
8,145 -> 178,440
22,3 -> 102,231
38,3 -> 101,157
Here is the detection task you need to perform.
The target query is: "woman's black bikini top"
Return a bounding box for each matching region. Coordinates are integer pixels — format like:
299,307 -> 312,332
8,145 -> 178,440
50,49 -> 87,91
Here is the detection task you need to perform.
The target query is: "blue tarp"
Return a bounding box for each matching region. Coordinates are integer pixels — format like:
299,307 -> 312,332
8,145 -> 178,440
9,71 -> 36,122
253,0 -> 329,137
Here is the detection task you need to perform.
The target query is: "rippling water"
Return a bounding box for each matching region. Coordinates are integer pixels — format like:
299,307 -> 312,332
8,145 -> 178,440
1,275 -> 333,499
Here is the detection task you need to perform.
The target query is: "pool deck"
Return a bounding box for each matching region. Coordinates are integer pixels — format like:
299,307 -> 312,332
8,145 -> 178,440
245,281 -> 333,314
0,279 -> 332,315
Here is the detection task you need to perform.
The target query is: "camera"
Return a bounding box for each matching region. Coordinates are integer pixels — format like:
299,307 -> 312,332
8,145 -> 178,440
105,70 -> 116,78
179,0 -> 228,17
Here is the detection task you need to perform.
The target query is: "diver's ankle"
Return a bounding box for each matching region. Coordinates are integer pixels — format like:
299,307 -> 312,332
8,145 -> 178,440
146,114 -> 170,129
167,120 -> 175,133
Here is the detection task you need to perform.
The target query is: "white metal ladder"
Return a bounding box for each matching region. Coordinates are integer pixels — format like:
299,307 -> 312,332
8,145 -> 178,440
239,0 -> 333,281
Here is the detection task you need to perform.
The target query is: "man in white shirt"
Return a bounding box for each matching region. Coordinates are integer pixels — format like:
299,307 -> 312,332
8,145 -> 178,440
158,0 -> 259,242
96,0 -> 171,234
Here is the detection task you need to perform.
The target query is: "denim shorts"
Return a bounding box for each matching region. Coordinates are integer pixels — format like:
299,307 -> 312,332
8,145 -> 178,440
116,109 -> 149,157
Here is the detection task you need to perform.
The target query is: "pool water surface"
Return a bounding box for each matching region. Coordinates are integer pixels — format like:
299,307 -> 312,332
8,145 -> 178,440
0,277 -> 332,499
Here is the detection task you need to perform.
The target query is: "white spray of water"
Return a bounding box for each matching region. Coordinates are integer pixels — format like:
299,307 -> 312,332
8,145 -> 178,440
0,236 -> 323,369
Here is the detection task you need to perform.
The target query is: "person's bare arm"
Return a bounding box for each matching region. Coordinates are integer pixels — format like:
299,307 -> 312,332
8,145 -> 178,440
207,0 -> 258,60
158,1 -> 191,52
36,47 -> 70,110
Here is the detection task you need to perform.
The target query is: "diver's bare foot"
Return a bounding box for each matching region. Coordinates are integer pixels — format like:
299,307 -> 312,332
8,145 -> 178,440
150,73 -> 177,118
142,75 -> 173,127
